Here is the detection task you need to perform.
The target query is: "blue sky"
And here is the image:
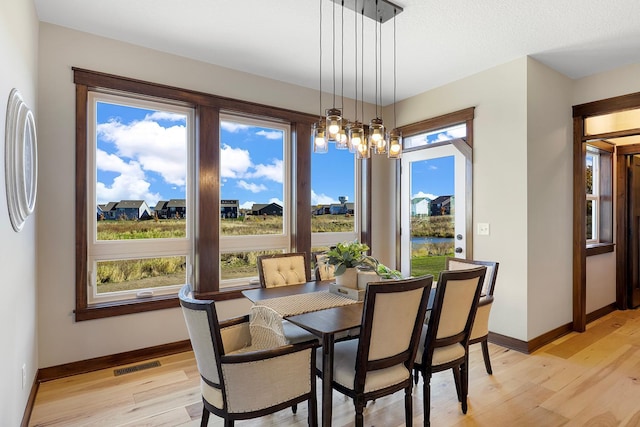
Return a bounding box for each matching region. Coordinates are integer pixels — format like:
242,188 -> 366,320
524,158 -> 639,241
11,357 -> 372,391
95,102 -> 356,209
411,156 -> 454,200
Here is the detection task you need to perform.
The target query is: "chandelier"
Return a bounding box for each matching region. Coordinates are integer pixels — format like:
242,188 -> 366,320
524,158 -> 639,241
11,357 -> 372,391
312,0 -> 403,159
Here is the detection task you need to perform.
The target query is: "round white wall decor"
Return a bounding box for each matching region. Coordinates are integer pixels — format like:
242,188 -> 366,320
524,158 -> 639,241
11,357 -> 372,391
5,88 -> 37,232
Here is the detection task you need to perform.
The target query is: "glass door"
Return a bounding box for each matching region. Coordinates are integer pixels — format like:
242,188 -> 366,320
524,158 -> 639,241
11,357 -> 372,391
400,138 -> 472,279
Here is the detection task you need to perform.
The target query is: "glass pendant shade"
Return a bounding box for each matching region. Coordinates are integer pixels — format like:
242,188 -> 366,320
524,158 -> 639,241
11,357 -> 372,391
336,122 -> 349,149
369,117 -> 386,154
312,121 -> 328,153
348,121 -> 364,153
326,108 -> 343,141
387,128 -> 402,158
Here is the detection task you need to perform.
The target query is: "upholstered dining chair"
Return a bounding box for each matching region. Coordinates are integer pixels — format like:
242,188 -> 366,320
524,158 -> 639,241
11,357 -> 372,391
316,275 -> 433,427
257,252 -> 311,288
413,266 -> 486,427
446,257 -> 500,374
313,252 -> 336,281
179,284 -> 318,427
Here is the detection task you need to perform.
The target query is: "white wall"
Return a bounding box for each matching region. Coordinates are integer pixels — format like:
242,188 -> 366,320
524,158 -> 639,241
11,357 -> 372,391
0,1 -> 39,424
378,58 -> 531,341
525,58 -> 574,338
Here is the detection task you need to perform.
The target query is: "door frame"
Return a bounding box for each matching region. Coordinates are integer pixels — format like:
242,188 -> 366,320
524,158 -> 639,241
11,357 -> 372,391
395,107 -> 475,271
573,91 -> 640,331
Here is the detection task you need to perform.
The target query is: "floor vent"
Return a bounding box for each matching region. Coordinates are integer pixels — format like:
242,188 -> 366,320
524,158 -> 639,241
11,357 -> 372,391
114,360 -> 161,376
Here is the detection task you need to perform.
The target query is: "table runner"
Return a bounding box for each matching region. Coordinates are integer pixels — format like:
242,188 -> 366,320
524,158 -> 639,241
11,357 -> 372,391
255,290 -> 358,317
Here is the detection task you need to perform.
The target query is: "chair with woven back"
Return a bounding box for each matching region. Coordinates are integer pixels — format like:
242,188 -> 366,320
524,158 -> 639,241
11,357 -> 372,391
316,275 -> 433,427
446,257 -> 500,374
413,266 -> 486,426
179,284 -> 318,427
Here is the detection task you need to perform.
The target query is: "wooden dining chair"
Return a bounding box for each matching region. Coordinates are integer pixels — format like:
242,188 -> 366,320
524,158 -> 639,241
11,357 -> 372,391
316,275 -> 433,427
179,284 -> 318,427
257,252 -> 311,288
446,257 -> 500,374
413,266 -> 486,426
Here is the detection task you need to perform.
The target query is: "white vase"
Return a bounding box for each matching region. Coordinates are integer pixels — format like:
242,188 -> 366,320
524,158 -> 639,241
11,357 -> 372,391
335,267 -> 358,289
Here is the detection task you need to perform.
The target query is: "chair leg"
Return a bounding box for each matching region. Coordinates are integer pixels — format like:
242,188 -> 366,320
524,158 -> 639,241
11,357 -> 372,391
223,420 -> 234,427
423,372 -> 432,427
309,394 -> 318,427
414,366 -> 420,384
452,366 -> 462,402
404,385 -> 413,427
481,339 -> 493,374
200,407 -> 209,427
354,397 -> 366,427
461,357 -> 469,414
291,404 -> 297,414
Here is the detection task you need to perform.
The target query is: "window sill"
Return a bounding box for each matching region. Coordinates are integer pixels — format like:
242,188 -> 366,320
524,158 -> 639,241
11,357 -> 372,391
75,287 -> 253,321
586,243 -> 615,257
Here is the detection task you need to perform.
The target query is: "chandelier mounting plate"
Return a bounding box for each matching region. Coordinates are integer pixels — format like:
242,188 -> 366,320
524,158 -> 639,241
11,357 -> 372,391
329,0 -> 403,24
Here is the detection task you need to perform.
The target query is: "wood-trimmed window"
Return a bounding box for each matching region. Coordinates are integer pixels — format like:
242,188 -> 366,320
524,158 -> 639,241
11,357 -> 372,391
74,68 -> 359,320
585,140 -> 613,256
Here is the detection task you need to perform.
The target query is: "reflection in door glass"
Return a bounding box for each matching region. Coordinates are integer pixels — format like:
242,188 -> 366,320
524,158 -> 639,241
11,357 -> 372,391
410,156 -> 455,280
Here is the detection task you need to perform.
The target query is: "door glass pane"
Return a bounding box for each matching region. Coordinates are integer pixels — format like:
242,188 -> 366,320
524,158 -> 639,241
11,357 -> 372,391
404,123 -> 466,150
410,156 -> 455,280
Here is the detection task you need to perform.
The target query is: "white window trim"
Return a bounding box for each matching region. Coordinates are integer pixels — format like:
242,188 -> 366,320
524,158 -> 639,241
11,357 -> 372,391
87,92 -> 195,303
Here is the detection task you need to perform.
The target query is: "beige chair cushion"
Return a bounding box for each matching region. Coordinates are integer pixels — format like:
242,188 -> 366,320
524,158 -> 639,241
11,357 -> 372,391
415,325 -> 466,366
260,256 -> 307,287
315,253 -> 336,280
470,301 -> 492,339
317,340 -> 411,393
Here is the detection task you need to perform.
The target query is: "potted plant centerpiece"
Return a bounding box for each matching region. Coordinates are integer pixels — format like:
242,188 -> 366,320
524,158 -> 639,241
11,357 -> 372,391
326,241 -> 376,289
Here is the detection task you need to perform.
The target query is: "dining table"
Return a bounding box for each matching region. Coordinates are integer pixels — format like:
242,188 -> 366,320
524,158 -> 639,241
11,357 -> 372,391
242,281 -> 363,427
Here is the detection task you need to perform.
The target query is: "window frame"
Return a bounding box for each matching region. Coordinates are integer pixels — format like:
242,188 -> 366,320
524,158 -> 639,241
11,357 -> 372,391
584,140 -> 613,255
74,68 -> 343,320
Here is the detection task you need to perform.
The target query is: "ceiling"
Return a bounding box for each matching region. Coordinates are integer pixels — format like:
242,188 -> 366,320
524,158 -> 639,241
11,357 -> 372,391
34,0 -> 640,106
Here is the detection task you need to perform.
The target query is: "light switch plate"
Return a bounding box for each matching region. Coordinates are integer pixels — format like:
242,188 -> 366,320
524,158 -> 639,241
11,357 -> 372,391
477,223 -> 490,236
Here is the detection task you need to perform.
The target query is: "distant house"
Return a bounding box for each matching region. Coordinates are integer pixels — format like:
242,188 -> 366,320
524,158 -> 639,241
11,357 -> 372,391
99,201 -> 119,220
251,202 -> 283,216
153,200 -> 169,219
329,202 -> 354,215
221,199 -> 239,218
411,197 -> 431,216
114,200 -> 152,220
430,195 -> 453,216
313,205 -> 330,215
166,199 -> 186,219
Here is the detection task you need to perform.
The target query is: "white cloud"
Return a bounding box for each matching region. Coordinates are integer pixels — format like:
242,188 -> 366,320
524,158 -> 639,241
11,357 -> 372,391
220,144 -> 252,178
240,201 -> 255,209
268,197 -> 284,207
247,159 -> 283,183
96,117 -> 187,186
256,130 -> 282,140
145,111 -> 186,122
95,150 -> 162,206
221,121 -> 249,133
412,191 -> 437,200
237,180 -> 267,193
311,190 -> 338,205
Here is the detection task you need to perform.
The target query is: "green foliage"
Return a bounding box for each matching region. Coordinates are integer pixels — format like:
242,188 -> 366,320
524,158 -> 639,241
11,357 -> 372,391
410,215 -> 454,238
411,255 -> 447,281
326,240 -> 375,275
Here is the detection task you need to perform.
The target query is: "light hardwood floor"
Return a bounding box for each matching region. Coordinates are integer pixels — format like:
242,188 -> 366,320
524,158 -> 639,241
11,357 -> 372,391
30,309 -> 640,426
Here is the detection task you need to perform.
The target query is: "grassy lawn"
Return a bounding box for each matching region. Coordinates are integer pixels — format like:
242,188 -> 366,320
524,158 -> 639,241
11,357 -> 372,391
411,255 -> 447,281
